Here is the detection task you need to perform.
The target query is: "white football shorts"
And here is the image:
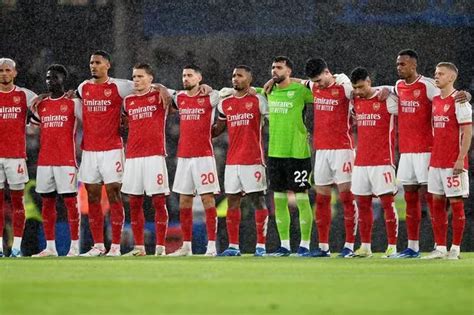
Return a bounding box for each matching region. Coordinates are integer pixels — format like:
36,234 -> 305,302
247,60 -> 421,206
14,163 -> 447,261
121,155 -> 170,196
173,156 -> 220,195
224,164 -> 267,194
78,149 -> 124,184
36,166 -> 78,194
351,165 -> 398,196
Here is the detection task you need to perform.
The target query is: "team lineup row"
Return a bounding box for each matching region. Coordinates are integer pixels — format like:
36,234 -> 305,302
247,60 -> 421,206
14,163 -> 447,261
0,49 -> 471,260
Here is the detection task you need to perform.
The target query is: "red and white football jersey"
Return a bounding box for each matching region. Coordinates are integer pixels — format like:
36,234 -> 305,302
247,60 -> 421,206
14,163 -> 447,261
309,80 -> 354,150
353,91 -> 398,166
0,86 -> 37,158
218,94 -> 268,165
36,95 -> 81,166
395,75 -> 439,153
174,90 -> 219,158
77,78 -> 133,151
430,91 -> 472,169
124,89 -> 167,158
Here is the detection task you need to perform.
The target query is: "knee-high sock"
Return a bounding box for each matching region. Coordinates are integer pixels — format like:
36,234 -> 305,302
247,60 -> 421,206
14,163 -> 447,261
451,200 -> 465,247
180,208 -> 193,242
255,208 -> 268,245
109,201 -> 124,245
0,190 -> 4,236
226,208 -> 241,246
296,193 -> 313,242
339,191 -> 357,244
431,197 -> 448,246
315,194 -> 331,244
152,195 -> 168,246
356,196 -> 373,243
88,201 -> 104,243
205,207 -> 217,242
41,197 -> 57,241
404,191 -> 421,242
10,190 -> 25,238
63,196 -> 79,241
274,192 -> 290,241
380,195 -> 398,245
129,196 -> 144,246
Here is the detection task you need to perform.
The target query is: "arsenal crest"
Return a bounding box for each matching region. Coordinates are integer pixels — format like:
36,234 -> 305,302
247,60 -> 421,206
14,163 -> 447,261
331,89 -> 339,96
104,88 -> 112,97
443,104 -> 450,112
13,96 -> 20,104
197,98 -> 205,106
60,104 -> 68,113
287,91 -> 295,98
413,89 -> 420,98
148,95 -> 156,103
245,102 -> 253,110
372,102 -> 381,111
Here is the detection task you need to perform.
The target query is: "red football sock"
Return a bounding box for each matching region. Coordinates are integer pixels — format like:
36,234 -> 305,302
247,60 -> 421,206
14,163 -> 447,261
63,196 -> 79,241
431,197 -> 448,246
152,195 -> 168,246
88,201 -> 104,243
41,197 -> 57,240
10,190 -> 25,237
380,195 -> 398,245
450,200 -> 465,246
315,194 -> 331,244
356,195 -> 373,243
404,191 -> 421,241
0,190 -> 4,236
255,208 -> 268,245
109,201 -> 124,244
339,191 -> 357,244
180,208 -> 193,242
129,196 -> 144,246
205,207 -> 217,242
226,208 -> 241,245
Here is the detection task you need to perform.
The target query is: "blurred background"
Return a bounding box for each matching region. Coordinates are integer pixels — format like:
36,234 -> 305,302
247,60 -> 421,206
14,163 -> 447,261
0,0 -> 473,255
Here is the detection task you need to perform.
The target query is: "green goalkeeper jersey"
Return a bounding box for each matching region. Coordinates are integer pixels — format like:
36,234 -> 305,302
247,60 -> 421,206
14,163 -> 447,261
259,82 -> 314,158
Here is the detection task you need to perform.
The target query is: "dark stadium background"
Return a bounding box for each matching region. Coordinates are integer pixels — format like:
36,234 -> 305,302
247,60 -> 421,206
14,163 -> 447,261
0,0 -> 472,255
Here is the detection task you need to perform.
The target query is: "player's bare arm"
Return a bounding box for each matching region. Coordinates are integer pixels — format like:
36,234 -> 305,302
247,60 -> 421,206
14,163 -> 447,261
211,119 -> 226,138
453,124 -> 472,175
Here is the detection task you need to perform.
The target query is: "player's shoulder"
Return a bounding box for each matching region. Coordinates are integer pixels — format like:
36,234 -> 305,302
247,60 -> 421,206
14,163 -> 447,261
108,77 -> 133,88
418,76 -> 437,88
15,85 -> 36,95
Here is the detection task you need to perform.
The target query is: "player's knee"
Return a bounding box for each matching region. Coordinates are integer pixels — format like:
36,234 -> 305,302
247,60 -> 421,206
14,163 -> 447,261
201,194 -> 215,209
179,195 -> 193,208
41,192 -> 57,198
227,194 -> 241,209
247,192 -> 265,209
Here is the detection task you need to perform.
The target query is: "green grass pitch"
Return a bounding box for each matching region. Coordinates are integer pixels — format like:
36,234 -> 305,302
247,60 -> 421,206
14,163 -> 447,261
1,254 -> 473,315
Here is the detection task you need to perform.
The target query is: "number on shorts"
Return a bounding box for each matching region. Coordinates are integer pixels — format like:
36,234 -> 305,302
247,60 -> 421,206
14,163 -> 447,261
115,161 -> 123,173
17,164 -> 24,175
342,162 -> 352,173
447,176 -> 460,188
294,170 -> 308,183
254,171 -> 262,182
201,172 -> 215,185
157,174 -> 164,185
68,173 -> 75,184
383,172 -> 393,184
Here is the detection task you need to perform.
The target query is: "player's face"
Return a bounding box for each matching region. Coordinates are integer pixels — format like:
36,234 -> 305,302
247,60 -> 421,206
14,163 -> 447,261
396,55 -> 416,79
434,67 -> 456,89
182,69 -> 202,90
45,70 -> 65,92
132,68 -> 153,93
89,55 -> 110,79
271,62 -> 291,83
352,79 -> 371,98
310,70 -> 332,89
0,64 -> 17,85
232,68 -> 252,91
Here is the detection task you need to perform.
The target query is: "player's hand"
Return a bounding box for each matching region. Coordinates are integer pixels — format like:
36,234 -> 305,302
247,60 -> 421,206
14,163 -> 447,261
453,159 -> 465,175
248,87 -> 257,96
454,90 -> 471,103
263,79 -> 274,94
31,93 -> 51,112
377,87 -> 390,101
199,84 -> 213,96
65,90 -> 76,99
334,73 -> 350,85
119,113 -> 129,138
152,84 -> 172,109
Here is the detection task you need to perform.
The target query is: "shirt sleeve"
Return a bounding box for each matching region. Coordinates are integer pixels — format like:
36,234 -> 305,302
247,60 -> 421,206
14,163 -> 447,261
386,93 -> 399,115
455,101 -> 472,125
77,81 -> 85,99
115,79 -> 134,99
210,90 -> 220,108
422,77 -> 440,101
217,100 -> 226,120
73,99 -> 82,122
303,85 -> 314,104
342,83 -> 353,100
257,94 -> 269,118
21,88 -> 38,109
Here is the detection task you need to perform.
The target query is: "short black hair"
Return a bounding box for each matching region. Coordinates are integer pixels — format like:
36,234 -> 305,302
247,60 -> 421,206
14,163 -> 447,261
183,64 -> 202,74
350,67 -> 369,84
273,56 -> 294,70
305,58 -> 328,78
92,50 -> 111,62
398,49 -> 418,61
47,64 -> 68,79
133,63 -> 154,77
234,65 -> 252,74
